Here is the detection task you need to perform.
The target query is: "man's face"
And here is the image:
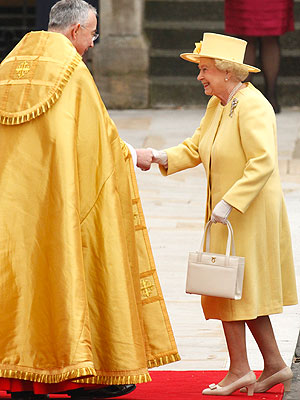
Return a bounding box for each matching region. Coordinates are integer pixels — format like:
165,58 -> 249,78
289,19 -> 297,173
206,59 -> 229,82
73,10 -> 98,56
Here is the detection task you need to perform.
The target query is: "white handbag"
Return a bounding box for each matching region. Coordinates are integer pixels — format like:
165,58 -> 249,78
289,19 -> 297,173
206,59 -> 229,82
186,220 -> 245,300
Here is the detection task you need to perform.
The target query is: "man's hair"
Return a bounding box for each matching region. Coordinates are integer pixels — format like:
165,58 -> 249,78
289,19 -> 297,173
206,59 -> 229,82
48,0 -> 97,30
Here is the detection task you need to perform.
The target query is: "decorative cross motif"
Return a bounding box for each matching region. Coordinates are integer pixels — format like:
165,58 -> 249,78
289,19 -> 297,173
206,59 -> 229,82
140,279 -> 154,298
16,61 -> 31,78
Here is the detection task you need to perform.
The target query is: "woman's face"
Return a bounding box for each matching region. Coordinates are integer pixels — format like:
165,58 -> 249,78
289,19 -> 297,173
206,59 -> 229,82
197,58 -> 227,98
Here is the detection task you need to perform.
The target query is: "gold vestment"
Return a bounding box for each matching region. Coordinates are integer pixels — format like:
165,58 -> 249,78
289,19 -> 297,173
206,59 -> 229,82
0,31 -> 179,385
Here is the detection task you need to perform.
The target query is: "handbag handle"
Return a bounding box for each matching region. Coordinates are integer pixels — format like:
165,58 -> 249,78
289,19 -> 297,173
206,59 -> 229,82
200,220 -> 236,256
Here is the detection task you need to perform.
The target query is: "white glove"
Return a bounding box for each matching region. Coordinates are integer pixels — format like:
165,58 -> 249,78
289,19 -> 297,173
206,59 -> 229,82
211,200 -> 232,224
150,148 -> 168,169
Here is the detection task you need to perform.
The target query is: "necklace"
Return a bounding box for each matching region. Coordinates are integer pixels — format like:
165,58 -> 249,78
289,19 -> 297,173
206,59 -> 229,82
227,82 -> 243,104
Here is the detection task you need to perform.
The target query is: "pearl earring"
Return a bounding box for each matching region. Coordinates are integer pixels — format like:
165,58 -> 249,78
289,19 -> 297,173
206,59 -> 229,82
225,78 -> 229,82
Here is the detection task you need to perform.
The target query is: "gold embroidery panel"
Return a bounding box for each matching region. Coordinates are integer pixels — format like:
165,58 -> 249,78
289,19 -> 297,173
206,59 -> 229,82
140,276 -> 157,300
15,61 -> 31,79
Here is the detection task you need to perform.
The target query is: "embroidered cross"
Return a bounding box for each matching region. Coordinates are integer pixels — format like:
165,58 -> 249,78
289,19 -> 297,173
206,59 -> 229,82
16,61 -> 31,78
140,279 -> 154,298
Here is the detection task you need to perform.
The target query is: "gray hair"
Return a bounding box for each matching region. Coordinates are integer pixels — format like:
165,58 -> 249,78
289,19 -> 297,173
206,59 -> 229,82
48,0 -> 97,30
214,59 -> 249,81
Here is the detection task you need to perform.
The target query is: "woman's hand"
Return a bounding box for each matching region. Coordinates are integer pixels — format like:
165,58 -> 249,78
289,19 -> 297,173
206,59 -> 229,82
211,200 -> 232,224
151,148 -> 168,169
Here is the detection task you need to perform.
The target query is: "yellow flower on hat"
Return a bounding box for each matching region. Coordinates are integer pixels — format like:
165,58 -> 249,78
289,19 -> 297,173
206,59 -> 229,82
193,42 -> 202,54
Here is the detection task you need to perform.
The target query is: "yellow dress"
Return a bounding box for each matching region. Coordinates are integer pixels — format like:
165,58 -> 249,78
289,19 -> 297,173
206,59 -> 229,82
160,84 -> 298,321
0,31 -> 179,385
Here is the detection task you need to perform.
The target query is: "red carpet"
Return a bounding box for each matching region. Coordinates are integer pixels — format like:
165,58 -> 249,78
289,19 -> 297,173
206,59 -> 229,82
0,371 -> 284,400
122,371 -> 284,400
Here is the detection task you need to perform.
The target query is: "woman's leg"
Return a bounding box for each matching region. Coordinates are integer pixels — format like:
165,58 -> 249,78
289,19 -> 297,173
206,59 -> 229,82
242,36 -> 258,82
246,315 -> 287,381
260,36 -> 281,113
219,321 -> 252,386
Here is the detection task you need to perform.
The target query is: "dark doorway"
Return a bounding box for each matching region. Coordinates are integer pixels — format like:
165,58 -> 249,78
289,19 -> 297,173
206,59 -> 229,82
0,0 -> 99,61
0,0 -> 36,61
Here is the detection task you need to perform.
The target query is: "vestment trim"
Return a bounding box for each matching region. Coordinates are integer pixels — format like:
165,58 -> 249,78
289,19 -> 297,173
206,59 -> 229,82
0,53 -> 81,126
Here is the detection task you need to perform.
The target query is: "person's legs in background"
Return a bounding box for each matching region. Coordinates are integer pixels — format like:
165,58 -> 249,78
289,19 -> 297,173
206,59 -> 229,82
259,36 -> 281,113
243,36 -> 258,82
242,35 -> 281,113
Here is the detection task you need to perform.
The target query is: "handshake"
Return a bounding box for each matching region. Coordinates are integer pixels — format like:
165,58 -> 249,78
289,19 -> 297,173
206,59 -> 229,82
135,146 -> 232,224
135,148 -> 168,171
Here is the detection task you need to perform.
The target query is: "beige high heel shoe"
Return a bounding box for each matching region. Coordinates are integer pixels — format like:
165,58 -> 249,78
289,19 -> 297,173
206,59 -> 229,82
240,366 -> 293,393
202,371 -> 256,396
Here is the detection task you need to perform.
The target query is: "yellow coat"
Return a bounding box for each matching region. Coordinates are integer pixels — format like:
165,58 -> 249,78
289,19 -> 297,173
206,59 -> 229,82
0,32 -> 179,385
161,83 -> 298,321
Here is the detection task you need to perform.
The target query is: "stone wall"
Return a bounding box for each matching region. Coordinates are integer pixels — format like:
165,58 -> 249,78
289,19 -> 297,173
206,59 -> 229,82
93,0 -> 149,108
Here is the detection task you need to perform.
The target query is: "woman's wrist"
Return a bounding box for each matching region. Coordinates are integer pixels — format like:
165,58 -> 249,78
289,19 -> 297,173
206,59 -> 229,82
150,148 -> 168,168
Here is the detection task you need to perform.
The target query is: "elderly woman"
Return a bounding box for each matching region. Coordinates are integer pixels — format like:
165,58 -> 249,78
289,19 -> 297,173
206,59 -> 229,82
149,33 -> 298,396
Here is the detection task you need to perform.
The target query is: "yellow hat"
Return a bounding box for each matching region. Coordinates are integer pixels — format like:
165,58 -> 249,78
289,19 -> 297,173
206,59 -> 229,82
180,32 -> 260,73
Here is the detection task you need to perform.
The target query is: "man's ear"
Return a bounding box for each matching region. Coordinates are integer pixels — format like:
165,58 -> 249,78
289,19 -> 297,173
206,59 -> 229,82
70,23 -> 80,40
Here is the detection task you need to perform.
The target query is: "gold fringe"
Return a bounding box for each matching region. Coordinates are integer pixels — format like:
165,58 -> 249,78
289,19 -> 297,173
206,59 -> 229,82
0,367 -> 96,384
147,353 -> 181,369
0,367 -> 158,385
0,52 -> 82,126
72,372 -> 151,385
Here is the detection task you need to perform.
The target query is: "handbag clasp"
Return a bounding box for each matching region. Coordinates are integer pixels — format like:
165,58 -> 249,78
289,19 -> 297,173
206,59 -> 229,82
211,257 -> 216,263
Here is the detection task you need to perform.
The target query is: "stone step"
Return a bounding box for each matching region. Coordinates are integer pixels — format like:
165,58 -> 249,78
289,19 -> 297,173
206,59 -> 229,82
145,0 -> 300,25
144,21 -> 224,50
144,22 -> 300,51
150,76 -> 300,107
145,0 -> 300,109
149,48 -> 300,77
145,0 -> 224,22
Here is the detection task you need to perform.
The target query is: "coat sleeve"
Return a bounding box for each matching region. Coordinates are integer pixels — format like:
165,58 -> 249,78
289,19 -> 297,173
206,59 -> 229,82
223,95 -> 276,213
159,121 -> 204,176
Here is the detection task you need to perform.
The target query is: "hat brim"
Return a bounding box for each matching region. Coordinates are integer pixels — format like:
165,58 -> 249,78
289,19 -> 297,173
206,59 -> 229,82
180,52 -> 261,73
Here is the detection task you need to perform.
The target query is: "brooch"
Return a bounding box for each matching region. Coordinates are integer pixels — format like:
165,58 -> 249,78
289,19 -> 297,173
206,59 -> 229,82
229,98 -> 239,117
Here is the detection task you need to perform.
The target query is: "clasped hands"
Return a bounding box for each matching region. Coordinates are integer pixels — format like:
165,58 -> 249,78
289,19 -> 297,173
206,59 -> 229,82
135,148 -> 232,225
136,148 -> 168,171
